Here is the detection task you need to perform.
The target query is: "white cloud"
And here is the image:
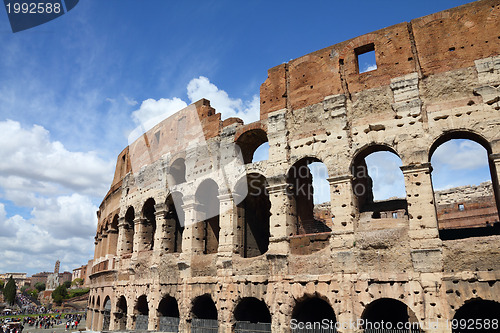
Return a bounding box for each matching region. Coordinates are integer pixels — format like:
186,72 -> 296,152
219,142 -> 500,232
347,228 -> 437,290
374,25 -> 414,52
0,120 -> 114,198
130,97 -> 188,140
0,120 -> 113,274
365,152 -> 406,200
187,76 -> 259,124
130,76 -> 260,140
432,139 -> 488,170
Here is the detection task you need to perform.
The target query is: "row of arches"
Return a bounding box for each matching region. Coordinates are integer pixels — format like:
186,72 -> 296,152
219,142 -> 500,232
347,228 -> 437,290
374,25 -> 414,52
88,293 -> 500,332
95,130 -> 500,261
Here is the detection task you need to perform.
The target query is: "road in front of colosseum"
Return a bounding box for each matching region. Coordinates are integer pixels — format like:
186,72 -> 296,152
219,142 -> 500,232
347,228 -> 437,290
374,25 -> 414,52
24,318 -> 86,333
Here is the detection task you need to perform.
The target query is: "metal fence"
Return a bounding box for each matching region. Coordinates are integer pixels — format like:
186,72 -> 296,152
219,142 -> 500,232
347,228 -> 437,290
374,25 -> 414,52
159,316 -> 180,332
102,311 -> 111,331
292,326 -> 337,333
191,318 -> 218,333
235,321 -> 272,333
135,314 -> 149,330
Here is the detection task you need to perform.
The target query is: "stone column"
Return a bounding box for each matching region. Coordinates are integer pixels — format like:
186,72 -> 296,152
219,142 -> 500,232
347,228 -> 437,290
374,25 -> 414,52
327,174 -> 356,249
401,163 -> 443,280
181,197 -> 205,255
106,226 -> 119,256
400,163 -> 441,248
266,179 -> 295,255
93,237 -> 100,260
489,153 -> 500,216
153,203 -> 168,253
100,233 -> 109,258
116,217 -> 127,256
148,301 -> 158,331
133,216 -> 147,253
217,192 -> 238,262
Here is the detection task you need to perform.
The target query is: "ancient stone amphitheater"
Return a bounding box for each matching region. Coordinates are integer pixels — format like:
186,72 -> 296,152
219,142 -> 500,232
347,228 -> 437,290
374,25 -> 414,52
86,1 -> 500,332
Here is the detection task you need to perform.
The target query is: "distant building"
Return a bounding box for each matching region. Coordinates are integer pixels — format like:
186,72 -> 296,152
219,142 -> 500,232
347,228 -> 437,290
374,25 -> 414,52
0,273 -> 27,288
30,272 -> 50,287
72,264 -> 88,286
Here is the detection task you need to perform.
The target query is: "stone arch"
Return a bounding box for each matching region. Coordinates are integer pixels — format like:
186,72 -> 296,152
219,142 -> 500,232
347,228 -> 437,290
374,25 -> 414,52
429,131 -> 500,240
142,198 -> 156,251
114,295 -> 128,331
123,206 -> 135,254
287,156 -> 332,236
351,144 -> 408,217
191,294 -> 218,331
235,128 -> 269,164
165,192 -> 184,253
195,179 -> 220,254
452,298 -> 500,333
234,173 -> 271,258
361,298 -> 420,331
291,295 -> 336,328
102,296 -> 111,331
169,157 -> 186,186
157,295 -> 180,332
135,294 -> 149,330
234,297 -> 271,329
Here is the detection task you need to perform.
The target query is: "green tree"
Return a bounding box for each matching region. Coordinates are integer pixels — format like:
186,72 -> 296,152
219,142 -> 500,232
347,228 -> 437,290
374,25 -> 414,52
28,289 -> 38,299
63,280 -> 71,289
3,276 -> 16,305
21,285 -> 29,293
34,282 -> 46,292
71,278 -> 84,287
51,284 -> 68,305
0,279 -> 4,290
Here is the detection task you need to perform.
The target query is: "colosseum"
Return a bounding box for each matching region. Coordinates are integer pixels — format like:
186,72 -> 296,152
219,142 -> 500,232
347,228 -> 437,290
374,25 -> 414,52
86,0 -> 500,332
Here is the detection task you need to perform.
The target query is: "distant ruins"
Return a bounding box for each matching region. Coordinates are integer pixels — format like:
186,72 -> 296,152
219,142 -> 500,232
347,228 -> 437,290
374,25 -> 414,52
87,0 -> 500,332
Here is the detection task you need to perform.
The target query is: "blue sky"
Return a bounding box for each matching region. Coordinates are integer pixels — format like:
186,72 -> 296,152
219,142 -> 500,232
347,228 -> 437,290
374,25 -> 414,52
0,0 -> 484,275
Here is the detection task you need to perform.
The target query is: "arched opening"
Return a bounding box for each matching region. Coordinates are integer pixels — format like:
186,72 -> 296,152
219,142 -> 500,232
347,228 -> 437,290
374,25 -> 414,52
351,146 -> 408,220
191,294 -> 218,332
115,296 -> 127,331
195,179 -> 220,254
165,193 -> 184,253
236,129 -> 269,164
142,198 -> 156,251
135,295 -> 149,330
361,298 -> 419,332
287,157 -> 331,254
292,297 -> 336,330
235,174 -> 271,258
169,158 -> 186,186
123,207 -> 135,254
429,133 -> 500,240
102,296 -> 111,331
158,295 -> 180,332
453,299 -> 500,333
234,297 -> 271,332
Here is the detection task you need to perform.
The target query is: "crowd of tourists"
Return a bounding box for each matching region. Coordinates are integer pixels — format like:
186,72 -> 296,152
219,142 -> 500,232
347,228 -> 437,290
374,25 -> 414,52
0,313 -> 84,333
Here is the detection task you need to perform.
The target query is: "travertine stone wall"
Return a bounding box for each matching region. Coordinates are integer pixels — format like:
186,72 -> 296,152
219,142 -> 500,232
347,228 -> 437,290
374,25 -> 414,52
88,1 -> 500,332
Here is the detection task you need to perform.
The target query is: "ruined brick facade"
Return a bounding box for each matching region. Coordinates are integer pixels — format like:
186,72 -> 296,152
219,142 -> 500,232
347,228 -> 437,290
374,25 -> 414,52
87,1 -> 500,332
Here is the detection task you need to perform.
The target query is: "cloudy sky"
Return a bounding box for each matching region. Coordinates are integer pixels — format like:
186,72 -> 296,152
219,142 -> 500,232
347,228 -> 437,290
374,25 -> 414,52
0,0 -> 483,275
